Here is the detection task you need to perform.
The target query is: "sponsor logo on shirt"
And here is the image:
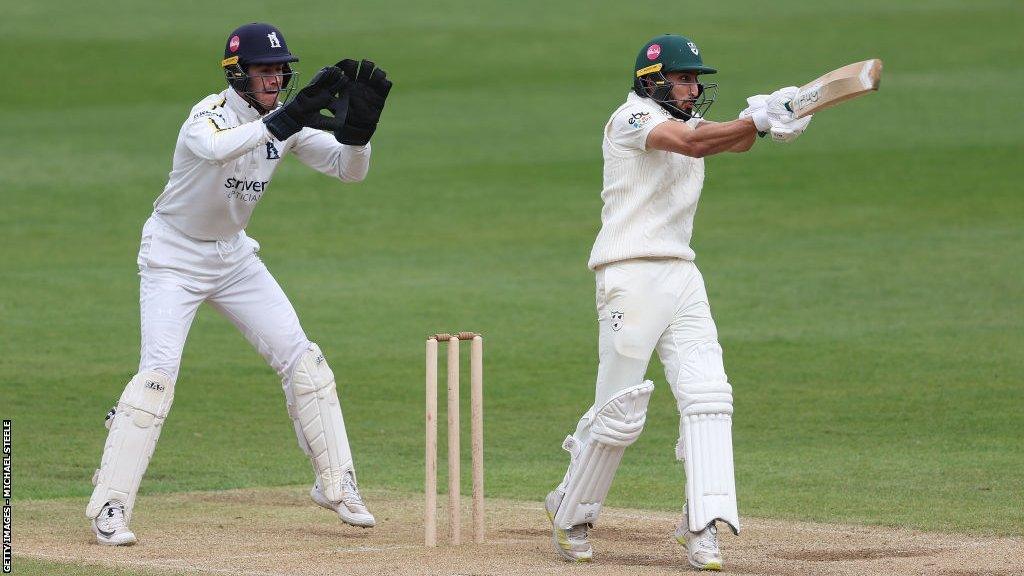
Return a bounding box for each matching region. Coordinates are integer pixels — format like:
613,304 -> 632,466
224,177 -> 269,203
627,111 -> 651,129
192,110 -> 228,122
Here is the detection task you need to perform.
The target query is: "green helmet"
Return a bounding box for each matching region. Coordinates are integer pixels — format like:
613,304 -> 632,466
632,34 -> 718,120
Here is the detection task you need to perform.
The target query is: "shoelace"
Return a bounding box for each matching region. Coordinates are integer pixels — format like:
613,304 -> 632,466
99,503 -> 127,530
697,525 -> 719,550
341,475 -> 365,506
567,523 -> 589,542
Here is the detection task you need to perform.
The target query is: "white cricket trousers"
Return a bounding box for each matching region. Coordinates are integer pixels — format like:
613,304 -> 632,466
137,215 -> 309,380
556,257 -> 740,533
579,257 -> 724,451
86,215 -> 328,521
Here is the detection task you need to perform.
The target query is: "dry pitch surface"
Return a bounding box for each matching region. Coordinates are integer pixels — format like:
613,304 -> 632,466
14,487 -> 1023,575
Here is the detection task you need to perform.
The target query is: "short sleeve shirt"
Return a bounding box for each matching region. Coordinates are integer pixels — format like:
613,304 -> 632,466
606,95 -> 671,153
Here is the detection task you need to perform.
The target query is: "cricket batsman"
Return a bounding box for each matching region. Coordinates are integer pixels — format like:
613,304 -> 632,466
544,34 -> 811,570
85,22 -> 392,545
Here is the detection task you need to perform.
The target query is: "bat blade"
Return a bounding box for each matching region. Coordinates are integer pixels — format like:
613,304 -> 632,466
788,59 -> 883,118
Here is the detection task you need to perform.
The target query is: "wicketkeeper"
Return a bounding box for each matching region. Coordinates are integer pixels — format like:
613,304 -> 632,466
86,22 -> 392,545
544,34 -> 811,570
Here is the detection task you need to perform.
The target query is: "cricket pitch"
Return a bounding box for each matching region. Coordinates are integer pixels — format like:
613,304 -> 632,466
14,487 -> 1023,575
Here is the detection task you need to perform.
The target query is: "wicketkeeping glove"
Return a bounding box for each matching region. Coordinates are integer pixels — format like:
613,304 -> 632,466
334,59 -> 393,146
263,66 -> 350,141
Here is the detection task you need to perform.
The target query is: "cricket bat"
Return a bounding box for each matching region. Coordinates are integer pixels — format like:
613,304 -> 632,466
787,59 -> 883,118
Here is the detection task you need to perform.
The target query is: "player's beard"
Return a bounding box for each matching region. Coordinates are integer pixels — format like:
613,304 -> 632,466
661,96 -> 697,121
666,83 -> 717,120
677,99 -> 696,113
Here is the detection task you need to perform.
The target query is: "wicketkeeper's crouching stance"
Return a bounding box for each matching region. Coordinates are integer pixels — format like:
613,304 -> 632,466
544,34 -> 812,570
86,23 -> 392,545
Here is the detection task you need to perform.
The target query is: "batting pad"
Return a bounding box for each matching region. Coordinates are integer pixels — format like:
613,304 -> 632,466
554,380 -> 654,529
676,342 -> 739,534
87,371 -> 175,522
284,343 -> 353,503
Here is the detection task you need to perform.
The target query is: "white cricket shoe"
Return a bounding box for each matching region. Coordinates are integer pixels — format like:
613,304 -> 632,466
544,490 -> 593,563
311,471 -> 376,528
92,501 -> 137,546
674,506 -> 723,571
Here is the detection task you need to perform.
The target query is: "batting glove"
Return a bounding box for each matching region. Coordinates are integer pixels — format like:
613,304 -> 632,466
739,94 -> 771,133
766,86 -> 800,123
769,115 -> 813,143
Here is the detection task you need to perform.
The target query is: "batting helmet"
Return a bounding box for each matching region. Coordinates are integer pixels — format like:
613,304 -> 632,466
221,23 -> 299,108
632,34 -> 717,120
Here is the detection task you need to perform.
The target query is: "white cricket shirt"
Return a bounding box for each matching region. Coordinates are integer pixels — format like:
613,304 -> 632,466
588,92 -> 705,270
153,87 -> 371,241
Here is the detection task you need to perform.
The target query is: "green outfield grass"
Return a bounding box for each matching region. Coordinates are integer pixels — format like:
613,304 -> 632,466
2,0 -> 1021,549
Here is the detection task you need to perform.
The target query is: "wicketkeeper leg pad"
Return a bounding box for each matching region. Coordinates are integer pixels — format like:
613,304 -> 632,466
282,343 -> 354,503
86,371 -> 175,522
553,380 -> 654,529
675,341 -> 740,534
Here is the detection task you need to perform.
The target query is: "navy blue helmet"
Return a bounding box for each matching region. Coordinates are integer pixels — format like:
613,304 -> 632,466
221,23 -> 299,109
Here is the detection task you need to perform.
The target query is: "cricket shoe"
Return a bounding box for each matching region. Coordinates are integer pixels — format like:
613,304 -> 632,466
311,471 -> 376,528
92,501 -> 137,546
674,506 -> 723,571
544,490 -> 593,563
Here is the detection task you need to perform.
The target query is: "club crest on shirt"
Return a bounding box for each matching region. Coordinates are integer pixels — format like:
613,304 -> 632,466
627,111 -> 651,129
610,311 -> 624,331
266,141 -> 281,160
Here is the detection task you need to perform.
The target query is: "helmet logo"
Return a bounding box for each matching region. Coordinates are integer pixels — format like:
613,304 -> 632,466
229,35 -> 240,53
687,41 -> 699,55
267,32 -> 282,48
646,44 -> 661,60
